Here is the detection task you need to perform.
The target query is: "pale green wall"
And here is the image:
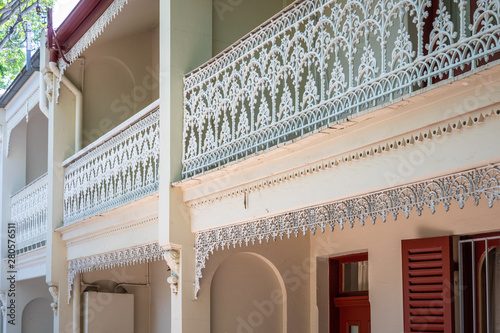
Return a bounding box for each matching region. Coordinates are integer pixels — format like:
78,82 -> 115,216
65,26 -> 160,148
212,0 -> 294,56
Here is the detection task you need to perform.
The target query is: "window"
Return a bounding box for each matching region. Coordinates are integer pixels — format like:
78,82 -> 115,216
330,253 -> 370,333
459,233 -> 500,333
402,232 -> 500,333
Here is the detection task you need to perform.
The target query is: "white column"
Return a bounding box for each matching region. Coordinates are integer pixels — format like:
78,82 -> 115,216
72,274 -> 80,333
159,0 -> 212,332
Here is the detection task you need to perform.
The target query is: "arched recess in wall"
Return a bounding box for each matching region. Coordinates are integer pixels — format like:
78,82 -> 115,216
22,297 -> 53,333
81,55 -> 137,147
210,252 -> 287,333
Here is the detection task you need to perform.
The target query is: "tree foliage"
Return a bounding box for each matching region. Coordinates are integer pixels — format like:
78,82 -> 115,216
0,0 -> 53,89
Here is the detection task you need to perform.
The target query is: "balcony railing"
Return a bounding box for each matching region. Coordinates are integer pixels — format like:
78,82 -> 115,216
63,100 -> 159,225
10,173 -> 48,254
182,0 -> 500,178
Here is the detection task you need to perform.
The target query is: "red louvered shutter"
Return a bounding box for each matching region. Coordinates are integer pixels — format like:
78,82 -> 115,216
402,236 -> 454,333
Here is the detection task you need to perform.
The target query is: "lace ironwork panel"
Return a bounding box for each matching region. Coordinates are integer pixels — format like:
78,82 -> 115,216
63,107 -> 159,225
182,0 -> 500,178
10,173 -> 48,253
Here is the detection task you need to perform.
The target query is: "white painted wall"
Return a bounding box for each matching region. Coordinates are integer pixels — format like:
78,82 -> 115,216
21,298 -> 53,333
13,277 -> 53,333
1,120 -> 27,280
149,260 -> 171,332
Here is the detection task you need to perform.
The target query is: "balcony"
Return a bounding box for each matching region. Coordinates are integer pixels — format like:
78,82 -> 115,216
10,173 -> 48,254
63,100 -> 159,225
182,0 -> 500,178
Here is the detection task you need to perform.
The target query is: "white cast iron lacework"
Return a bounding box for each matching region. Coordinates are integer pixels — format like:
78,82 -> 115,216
68,242 -> 165,302
182,0 -> 500,178
10,173 -> 48,254
63,106 -> 159,225
194,163 -> 500,297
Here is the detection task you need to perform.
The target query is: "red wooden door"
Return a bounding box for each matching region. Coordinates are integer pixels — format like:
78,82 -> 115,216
335,296 -> 371,333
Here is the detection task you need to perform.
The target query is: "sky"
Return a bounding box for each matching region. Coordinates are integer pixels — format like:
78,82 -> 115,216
53,0 -> 80,28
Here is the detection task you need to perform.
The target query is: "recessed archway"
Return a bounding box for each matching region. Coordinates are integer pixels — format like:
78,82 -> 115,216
22,297 -> 53,333
210,252 -> 286,333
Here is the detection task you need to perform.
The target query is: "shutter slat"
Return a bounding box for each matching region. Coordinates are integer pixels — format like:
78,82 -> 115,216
409,292 -> 443,300
410,308 -> 445,316
409,276 -> 444,284
408,261 -> 443,269
409,269 -> 443,277
402,236 -> 454,333
409,300 -> 444,308
408,253 -> 443,261
410,316 -> 444,324
408,246 -> 442,254
409,323 -> 445,331
409,284 -> 443,292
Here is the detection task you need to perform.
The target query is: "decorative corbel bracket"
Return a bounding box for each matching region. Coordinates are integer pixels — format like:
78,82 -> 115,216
44,72 -> 54,101
164,249 -> 180,294
48,285 -> 58,315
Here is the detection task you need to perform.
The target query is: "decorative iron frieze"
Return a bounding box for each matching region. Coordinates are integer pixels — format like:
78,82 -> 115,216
182,0 -> 500,178
63,106 -> 159,225
194,163 -> 500,297
67,242 -> 165,302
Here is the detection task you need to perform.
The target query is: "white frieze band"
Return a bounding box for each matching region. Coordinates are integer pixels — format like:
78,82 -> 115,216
68,242 -> 164,302
194,163 -> 500,297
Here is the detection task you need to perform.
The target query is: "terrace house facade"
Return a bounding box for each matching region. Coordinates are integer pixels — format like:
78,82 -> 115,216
0,0 -> 499,332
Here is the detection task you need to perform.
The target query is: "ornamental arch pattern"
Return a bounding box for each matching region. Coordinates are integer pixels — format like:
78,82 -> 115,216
182,0 -> 500,177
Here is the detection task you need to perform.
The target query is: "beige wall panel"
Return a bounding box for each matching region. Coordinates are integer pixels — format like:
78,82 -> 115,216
200,234 -> 311,333
211,253 -> 284,333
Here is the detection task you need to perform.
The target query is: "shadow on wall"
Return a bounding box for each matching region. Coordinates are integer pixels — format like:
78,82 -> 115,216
210,252 -> 287,333
22,297 -> 53,333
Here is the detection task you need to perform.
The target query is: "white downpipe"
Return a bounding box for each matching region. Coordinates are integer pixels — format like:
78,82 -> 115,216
38,31 -> 49,118
48,61 -> 83,152
72,273 -> 81,333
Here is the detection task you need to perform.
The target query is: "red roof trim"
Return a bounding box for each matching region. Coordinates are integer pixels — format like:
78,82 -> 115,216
54,0 -> 114,55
